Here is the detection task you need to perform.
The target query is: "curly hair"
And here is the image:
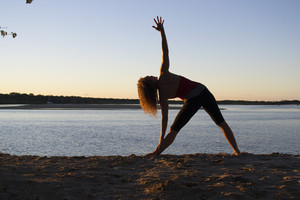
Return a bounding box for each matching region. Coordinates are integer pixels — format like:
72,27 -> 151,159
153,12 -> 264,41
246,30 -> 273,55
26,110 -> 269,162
137,76 -> 158,116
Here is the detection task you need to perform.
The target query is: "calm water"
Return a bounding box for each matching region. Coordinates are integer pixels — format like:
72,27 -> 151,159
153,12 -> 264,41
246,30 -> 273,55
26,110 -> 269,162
0,105 -> 299,156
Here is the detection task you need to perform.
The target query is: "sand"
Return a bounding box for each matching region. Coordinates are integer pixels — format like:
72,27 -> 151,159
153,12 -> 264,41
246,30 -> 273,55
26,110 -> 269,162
0,153 -> 299,200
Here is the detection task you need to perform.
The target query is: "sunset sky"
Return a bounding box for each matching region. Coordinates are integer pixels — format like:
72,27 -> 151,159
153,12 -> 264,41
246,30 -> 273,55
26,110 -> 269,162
1,0 -> 299,101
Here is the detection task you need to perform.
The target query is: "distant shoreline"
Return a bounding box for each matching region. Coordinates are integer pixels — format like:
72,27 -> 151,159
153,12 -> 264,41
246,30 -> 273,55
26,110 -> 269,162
1,93 -> 299,106
0,104 -> 143,110
0,104 -> 186,110
0,103 -> 298,110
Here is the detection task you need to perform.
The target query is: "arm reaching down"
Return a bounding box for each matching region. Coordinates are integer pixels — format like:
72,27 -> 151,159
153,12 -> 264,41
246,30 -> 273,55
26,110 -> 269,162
159,97 -> 168,144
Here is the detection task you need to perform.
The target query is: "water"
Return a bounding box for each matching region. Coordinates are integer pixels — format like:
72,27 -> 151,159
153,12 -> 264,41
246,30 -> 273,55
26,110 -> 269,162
0,105 -> 299,156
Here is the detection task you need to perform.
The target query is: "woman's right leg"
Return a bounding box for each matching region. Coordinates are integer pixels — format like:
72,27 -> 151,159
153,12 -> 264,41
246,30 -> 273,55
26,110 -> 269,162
202,89 -> 240,155
218,121 -> 240,155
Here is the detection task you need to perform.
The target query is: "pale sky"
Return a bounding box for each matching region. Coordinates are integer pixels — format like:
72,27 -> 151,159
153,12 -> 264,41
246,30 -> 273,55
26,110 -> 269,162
1,0 -> 299,101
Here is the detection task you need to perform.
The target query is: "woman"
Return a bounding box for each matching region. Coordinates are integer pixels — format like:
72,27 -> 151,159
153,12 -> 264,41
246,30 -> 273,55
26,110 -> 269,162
137,17 -> 240,156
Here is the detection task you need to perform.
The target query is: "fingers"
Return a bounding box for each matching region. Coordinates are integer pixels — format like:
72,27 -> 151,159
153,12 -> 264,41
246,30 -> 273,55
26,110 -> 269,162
153,16 -> 164,24
153,16 -> 165,30
152,25 -> 158,30
160,16 -> 165,24
158,16 -> 163,24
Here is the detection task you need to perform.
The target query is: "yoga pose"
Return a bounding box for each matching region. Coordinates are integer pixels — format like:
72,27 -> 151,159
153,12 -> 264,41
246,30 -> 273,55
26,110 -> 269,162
137,17 -> 240,156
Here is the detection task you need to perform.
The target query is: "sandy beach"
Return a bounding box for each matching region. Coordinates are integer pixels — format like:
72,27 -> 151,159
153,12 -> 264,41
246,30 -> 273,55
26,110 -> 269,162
0,153 -> 299,200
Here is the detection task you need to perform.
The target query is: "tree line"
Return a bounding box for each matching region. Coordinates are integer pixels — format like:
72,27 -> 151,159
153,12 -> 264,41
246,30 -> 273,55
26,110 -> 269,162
0,93 -> 299,105
217,100 -> 300,105
0,93 -> 139,104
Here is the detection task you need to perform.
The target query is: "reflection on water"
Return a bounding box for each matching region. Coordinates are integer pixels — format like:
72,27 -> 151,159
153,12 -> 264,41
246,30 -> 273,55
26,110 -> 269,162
0,105 -> 299,156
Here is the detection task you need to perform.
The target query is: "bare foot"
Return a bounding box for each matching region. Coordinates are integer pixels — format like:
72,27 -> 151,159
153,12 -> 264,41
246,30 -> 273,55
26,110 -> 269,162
142,151 -> 160,157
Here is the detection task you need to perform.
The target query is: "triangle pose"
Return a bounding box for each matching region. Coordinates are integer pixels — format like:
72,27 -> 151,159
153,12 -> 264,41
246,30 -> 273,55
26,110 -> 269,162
137,17 -> 241,156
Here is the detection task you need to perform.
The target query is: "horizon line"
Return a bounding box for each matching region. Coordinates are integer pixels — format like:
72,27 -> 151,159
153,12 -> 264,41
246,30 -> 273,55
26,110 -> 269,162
1,92 -> 300,103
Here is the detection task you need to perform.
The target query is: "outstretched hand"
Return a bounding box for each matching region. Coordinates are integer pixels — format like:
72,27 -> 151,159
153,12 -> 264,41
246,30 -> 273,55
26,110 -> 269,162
152,16 -> 165,31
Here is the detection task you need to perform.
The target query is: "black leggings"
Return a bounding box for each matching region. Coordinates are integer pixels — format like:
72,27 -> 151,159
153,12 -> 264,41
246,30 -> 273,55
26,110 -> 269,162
170,87 -> 225,132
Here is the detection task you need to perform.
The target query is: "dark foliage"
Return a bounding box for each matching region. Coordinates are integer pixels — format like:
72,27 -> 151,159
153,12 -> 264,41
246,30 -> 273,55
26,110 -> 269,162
0,93 -> 299,105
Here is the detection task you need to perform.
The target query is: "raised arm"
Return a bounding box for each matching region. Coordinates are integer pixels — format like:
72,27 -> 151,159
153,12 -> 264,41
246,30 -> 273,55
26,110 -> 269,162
153,16 -> 169,74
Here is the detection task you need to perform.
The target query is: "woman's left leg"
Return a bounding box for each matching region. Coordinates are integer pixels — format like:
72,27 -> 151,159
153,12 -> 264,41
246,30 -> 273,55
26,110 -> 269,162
154,130 -> 178,155
154,97 -> 202,155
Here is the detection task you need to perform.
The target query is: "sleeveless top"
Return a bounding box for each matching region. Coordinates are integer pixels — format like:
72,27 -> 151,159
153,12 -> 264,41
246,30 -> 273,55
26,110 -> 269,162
173,76 -> 205,101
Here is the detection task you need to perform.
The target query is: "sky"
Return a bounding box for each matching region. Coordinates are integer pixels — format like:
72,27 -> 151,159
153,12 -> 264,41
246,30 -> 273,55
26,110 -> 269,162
1,0 -> 299,101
